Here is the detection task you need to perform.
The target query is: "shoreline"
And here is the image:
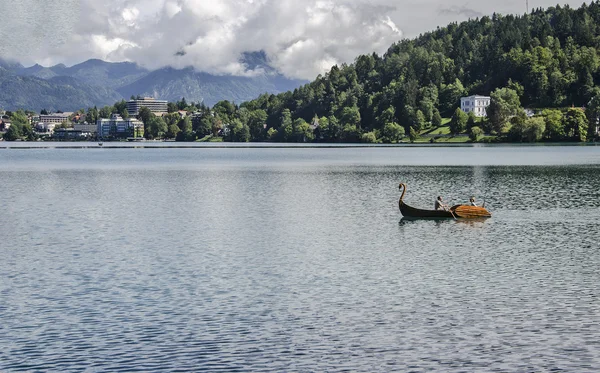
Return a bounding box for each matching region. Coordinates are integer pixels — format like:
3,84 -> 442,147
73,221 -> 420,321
0,142 -> 598,149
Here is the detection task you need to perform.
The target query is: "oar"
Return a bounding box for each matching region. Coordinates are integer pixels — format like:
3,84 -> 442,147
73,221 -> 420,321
448,208 -> 457,220
443,203 -> 457,220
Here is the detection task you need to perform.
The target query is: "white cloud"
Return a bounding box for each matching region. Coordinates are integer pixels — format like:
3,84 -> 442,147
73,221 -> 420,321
52,0 -> 402,80
0,0 -> 588,80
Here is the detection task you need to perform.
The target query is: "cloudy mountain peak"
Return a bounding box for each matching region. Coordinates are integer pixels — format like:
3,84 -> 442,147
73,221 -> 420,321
0,57 -> 306,111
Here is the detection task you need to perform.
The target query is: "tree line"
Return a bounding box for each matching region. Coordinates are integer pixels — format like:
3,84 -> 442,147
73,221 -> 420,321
203,2 -> 600,143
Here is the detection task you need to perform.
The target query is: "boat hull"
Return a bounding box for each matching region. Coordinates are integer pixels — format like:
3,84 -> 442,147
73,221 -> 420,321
399,201 -> 455,219
399,202 -> 492,219
397,183 -> 491,219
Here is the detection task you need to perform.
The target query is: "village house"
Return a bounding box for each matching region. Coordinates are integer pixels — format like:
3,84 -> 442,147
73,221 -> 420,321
461,95 -> 490,117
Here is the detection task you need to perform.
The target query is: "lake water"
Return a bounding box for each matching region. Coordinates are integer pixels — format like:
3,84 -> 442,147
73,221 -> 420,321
1,145 -> 600,372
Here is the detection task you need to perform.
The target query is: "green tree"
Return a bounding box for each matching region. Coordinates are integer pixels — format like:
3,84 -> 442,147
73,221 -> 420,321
542,109 -> 564,140
340,124 -> 360,142
292,118 -> 314,142
138,106 -> 153,136
3,123 -> 22,141
361,131 -> 378,143
327,115 -> 341,142
413,110 -> 426,132
167,102 -> 178,113
99,106 -> 114,119
167,123 -> 181,139
197,117 -> 213,137
177,116 -> 193,133
449,108 -> 468,135
469,126 -> 484,142
466,111 -> 477,130
163,113 -> 181,127
564,108 -> 588,141
267,127 -> 278,141
377,106 -> 396,129
85,107 -> 99,124
432,109 -> 443,128
409,127 -> 418,143
487,88 -> 522,134
177,97 -> 188,110
279,109 -> 293,141
439,79 -> 465,116
419,99 -> 434,123
381,122 -> 405,143
227,119 -> 250,142
509,116 -> 546,142
148,116 -> 168,139
211,116 -> 223,137
340,105 -> 361,128
526,117 -> 546,142
247,109 -> 267,141
314,116 -> 328,141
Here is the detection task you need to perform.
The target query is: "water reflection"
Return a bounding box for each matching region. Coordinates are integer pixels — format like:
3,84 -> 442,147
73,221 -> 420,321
399,217 -> 490,226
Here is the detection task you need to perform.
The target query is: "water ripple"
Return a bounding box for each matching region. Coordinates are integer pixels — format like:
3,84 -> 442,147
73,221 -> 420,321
1,150 -> 600,371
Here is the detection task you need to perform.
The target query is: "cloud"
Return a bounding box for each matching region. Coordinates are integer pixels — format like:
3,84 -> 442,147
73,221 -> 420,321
39,0 -> 402,80
438,5 -> 484,18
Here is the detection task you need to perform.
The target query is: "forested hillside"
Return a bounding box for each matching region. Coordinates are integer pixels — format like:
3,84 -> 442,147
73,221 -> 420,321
207,2 -> 600,142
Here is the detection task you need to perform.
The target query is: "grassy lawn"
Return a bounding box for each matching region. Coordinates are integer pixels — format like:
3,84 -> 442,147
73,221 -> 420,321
197,135 -> 223,142
434,135 -> 471,143
426,126 -> 451,135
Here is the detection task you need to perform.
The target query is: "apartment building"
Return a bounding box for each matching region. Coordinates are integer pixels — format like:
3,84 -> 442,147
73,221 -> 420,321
126,98 -> 168,116
97,114 -> 144,139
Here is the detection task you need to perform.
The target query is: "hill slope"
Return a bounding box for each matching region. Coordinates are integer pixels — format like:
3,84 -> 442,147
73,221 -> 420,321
238,2 -> 600,137
0,68 -> 122,111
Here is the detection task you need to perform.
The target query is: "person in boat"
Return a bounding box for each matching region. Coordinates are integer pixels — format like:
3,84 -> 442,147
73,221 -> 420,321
435,196 -> 448,210
469,197 -> 477,207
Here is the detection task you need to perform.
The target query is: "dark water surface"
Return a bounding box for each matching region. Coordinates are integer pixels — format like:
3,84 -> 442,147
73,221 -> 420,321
1,146 -> 600,372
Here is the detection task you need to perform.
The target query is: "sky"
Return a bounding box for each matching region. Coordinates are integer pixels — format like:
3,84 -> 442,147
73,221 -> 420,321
0,0 -> 587,80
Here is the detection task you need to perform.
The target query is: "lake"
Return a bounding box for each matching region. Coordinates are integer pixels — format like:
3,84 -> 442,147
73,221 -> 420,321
1,145 -> 599,372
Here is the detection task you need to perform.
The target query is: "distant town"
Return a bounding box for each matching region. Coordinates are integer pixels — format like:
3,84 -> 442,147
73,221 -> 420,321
1,94 -> 599,143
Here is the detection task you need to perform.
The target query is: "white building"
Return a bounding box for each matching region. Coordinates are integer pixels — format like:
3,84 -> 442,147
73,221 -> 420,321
39,113 -> 72,124
126,98 -> 168,116
35,122 -> 56,133
74,123 -> 97,133
460,95 -> 490,117
97,114 -> 144,139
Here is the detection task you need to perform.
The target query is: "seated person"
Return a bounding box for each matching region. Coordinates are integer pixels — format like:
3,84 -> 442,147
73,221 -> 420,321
435,196 -> 448,210
469,197 -> 477,207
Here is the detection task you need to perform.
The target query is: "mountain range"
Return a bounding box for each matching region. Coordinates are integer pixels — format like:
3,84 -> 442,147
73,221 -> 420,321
0,52 -> 305,111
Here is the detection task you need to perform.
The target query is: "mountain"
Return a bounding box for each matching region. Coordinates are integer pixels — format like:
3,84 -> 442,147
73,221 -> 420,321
0,52 -> 305,110
18,64 -> 58,79
117,66 -> 304,107
117,52 -> 304,106
0,58 -> 23,71
54,59 -> 149,88
0,68 -> 122,111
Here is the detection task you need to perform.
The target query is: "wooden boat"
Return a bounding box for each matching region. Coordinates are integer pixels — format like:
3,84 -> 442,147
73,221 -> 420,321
398,183 -> 491,219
